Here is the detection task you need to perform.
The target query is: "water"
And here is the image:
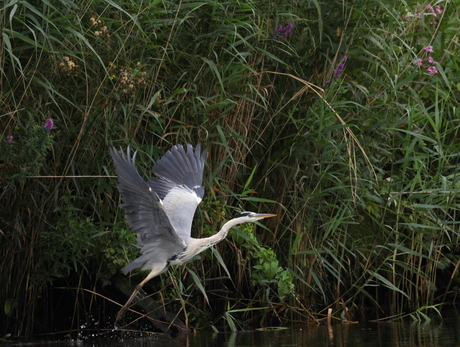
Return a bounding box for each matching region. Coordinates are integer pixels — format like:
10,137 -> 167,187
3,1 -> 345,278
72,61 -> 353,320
7,311 -> 460,347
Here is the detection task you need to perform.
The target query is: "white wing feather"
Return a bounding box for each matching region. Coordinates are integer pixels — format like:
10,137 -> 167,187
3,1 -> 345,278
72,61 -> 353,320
147,144 -> 208,244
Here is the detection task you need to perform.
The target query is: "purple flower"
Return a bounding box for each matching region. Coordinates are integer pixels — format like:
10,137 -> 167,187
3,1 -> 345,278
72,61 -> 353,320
275,24 -> 283,36
7,135 -> 13,143
424,46 -> 434,53
282,23 -> 294,40
417,58 -> 423,66
272,23 -> 294,43
23,167 -> 27,171
427,66 -> 438,75
333,56 -> 347,78
428,56 -> 434,63
44,118 -> 53,130
404,16 -> 409,21
271,24 -> 283,43
435,5 -> 442,14
335,64 -> 345,77
413,130 -> 419,134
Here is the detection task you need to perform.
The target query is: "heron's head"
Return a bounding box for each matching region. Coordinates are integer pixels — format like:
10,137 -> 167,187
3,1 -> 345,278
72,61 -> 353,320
236,211 -> 276,221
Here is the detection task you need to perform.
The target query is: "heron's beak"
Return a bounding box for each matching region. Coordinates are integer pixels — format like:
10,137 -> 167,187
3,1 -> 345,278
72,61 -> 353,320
254,213 -> 276,219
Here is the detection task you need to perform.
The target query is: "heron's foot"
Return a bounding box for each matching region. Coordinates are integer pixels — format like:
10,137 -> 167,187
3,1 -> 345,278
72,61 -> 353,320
115,305 -> 129,324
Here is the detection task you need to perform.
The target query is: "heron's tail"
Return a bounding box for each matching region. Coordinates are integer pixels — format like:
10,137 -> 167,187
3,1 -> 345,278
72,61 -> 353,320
121,255 -> 147,274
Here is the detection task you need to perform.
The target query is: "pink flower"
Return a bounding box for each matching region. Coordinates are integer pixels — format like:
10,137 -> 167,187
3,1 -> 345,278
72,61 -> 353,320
44,118 -> 53,130
435,5 -> 442,14
424,46 -> 434,53
404,16 -> 409,21
413,130 -> 419,134
428,56 -> 434,63
418,58 -> 423,66
23,167 -> 27,171
7,135 -> 13,143
427,4 -> 437,16
427,66 -> 438,75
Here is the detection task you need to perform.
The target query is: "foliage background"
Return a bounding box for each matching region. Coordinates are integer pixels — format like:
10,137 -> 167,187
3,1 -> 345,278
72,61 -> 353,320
1,0 -> 460,338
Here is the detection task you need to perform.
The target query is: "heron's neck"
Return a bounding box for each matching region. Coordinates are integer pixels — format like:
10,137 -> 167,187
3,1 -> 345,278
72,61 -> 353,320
194,217 -> 246,252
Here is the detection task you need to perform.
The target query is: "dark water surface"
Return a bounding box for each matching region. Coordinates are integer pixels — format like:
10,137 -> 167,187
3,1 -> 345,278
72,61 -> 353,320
8,310 -> 460,347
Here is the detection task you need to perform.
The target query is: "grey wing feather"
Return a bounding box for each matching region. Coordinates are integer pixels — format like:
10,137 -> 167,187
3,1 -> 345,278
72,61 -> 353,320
147,143 -> 208,243
110,146 -> 186,273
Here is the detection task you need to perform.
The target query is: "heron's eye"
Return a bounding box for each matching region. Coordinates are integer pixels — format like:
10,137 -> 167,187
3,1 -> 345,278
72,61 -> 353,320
237,211 -> 251,218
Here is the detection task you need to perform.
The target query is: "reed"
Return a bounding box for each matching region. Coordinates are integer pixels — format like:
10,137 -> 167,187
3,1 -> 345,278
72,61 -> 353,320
1,0 -> 459,337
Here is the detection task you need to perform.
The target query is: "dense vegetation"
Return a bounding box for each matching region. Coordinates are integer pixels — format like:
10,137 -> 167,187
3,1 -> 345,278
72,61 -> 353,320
1,0 -> 459,339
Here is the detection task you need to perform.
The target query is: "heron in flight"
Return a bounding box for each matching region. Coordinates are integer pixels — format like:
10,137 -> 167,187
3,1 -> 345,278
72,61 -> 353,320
110,143 -> 275,322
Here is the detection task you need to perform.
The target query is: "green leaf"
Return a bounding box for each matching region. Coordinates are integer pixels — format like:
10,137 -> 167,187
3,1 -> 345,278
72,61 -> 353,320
210,246 -> 233,282
241,197 -> 278,203
201,57 -> 224,92
395,72 -> 419,90
4,300 -> 11,315
187,268 -> 209,305
242,164 -> 257,195
369,271 -> 409,298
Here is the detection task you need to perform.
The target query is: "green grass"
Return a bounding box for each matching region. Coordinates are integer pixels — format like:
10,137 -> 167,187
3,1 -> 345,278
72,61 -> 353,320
1,0 -> 460,337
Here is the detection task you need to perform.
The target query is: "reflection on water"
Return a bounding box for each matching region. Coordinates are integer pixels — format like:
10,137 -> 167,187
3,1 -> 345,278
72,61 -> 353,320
179,311 -> 460,347
9,310 -> 460,347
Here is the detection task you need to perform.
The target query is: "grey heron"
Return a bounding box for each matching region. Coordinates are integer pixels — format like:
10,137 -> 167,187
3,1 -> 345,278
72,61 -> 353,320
109,143 -> 275,323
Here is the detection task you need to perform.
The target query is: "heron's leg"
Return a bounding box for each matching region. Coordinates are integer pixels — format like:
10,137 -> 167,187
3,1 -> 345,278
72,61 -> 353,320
115,266 -> 165,323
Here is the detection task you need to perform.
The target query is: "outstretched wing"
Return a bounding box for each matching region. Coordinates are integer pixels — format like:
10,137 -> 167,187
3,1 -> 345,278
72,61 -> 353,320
110,146 -> 186,273
147,143 -> 208,243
